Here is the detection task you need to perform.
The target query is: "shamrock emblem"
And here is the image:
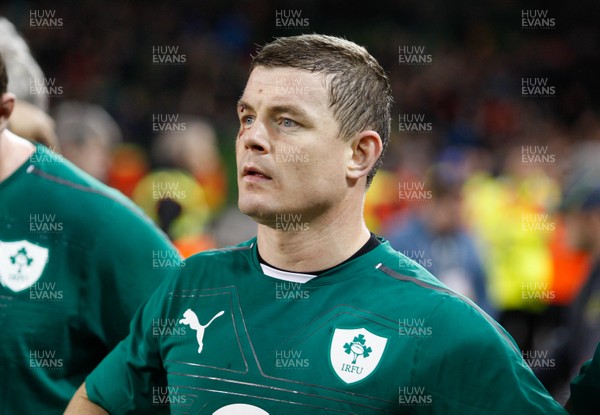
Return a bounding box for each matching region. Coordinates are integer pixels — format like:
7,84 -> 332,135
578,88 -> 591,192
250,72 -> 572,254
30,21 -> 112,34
343,333 -> 372,364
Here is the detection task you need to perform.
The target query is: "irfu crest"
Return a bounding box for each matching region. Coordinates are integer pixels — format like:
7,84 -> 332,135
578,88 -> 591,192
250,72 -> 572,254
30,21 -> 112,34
330,327 -> 388,385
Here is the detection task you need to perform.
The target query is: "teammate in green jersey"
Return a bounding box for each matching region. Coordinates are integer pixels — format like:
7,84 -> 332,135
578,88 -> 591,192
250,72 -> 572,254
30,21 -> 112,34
0,53 -> 181,414
67,34 -> 568,414
566,342 -> 600,414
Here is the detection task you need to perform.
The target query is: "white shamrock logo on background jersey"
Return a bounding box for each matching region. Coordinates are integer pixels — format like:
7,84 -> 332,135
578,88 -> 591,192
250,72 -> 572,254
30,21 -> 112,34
0,240 -> 48,292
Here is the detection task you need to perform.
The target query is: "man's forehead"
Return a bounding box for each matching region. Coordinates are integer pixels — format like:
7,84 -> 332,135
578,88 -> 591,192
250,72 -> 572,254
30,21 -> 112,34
248,66 -> 327,84
241,66 -> 329,107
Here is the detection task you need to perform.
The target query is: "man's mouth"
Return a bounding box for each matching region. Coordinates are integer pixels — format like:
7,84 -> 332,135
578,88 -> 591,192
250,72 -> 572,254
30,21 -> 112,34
242,166 -> 272,182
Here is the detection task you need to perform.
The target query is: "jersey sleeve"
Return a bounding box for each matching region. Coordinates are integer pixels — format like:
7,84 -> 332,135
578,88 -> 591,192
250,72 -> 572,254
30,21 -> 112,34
83,199 -> 181,348
569,342 -> 600,414
412,295 -> 568,414
85,268 -> 177,414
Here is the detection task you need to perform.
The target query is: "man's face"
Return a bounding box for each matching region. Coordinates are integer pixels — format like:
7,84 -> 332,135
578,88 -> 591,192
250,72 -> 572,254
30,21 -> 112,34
236,67 -> 350,225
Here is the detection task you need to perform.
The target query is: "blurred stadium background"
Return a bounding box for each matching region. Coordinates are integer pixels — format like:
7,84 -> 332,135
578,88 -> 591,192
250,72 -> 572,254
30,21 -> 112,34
2,0 -> 600,404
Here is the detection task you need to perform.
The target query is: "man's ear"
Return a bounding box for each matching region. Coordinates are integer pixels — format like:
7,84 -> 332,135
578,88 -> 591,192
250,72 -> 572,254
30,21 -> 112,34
345,130 -> 383,182
0,92 -> 16,130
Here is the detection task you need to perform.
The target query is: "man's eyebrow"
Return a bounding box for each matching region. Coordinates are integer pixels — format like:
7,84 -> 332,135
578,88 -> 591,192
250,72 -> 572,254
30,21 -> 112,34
237,100 -> 310,118
237,99 -> 253,112
269,105 -> 309,118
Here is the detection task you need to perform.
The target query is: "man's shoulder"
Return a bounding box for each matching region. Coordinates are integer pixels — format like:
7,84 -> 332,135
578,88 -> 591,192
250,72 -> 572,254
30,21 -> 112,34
157,240 -> 256,294
369,241 -> 448,292
375,245 -> 510,345
181,240 -> 256,271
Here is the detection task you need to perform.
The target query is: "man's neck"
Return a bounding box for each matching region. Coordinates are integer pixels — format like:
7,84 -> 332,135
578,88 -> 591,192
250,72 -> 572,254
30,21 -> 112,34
0,130 -> 36,183
256,195 -> 371,273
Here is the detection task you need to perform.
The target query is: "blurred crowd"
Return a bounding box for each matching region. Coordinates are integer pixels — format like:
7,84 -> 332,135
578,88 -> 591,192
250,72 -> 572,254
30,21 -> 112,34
2,0 -> 600,404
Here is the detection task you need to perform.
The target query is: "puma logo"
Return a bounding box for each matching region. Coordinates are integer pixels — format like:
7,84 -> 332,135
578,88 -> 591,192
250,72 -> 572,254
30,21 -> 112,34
179,309 -> 224,354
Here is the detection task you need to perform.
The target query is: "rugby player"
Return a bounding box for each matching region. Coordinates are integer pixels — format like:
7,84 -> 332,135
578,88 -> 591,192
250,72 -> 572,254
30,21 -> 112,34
66,34 -> 567,414
0,52 -> 180,413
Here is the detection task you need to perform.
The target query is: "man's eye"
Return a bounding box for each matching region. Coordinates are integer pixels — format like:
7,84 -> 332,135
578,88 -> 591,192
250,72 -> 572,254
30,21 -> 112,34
281,118 -> 297,128
242,116 -> 254,126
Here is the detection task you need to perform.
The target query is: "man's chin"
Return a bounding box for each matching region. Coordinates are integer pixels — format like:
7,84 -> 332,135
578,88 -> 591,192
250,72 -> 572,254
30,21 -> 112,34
238,200 -> 277,225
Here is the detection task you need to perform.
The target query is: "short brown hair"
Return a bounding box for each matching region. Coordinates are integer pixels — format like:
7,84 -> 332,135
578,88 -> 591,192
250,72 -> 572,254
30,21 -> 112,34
251,34 -> 393,187
0,53 -> 7,95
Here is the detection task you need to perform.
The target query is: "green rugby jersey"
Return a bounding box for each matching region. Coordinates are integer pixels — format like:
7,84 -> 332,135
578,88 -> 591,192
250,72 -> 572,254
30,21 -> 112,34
569,342 -> 600,414
0,144 -> 179,414
86,237 -> 567,414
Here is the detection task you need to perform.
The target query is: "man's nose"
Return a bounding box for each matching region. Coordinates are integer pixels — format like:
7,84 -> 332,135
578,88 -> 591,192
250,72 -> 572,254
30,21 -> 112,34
240,119 -> 270,154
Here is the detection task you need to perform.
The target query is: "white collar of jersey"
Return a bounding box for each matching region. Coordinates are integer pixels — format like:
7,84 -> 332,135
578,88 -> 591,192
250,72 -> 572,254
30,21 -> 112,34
260,263 -> 318,284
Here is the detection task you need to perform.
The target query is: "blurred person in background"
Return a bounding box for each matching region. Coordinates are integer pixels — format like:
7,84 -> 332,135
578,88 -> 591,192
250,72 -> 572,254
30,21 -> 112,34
0,17 -> 48,112
368,137 -> 435,236
387,161 -> 495,316
363,167 -> 405,235
106,142 -> 150,198
132,169 -> 213,256
151,118 -> 228,214
131,118 -> 228,256
0,17 -> 57,148
462,140 -> 561,351
8,98 -> 58,146
0,52 -> 180,414
53,101 -> 122,183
